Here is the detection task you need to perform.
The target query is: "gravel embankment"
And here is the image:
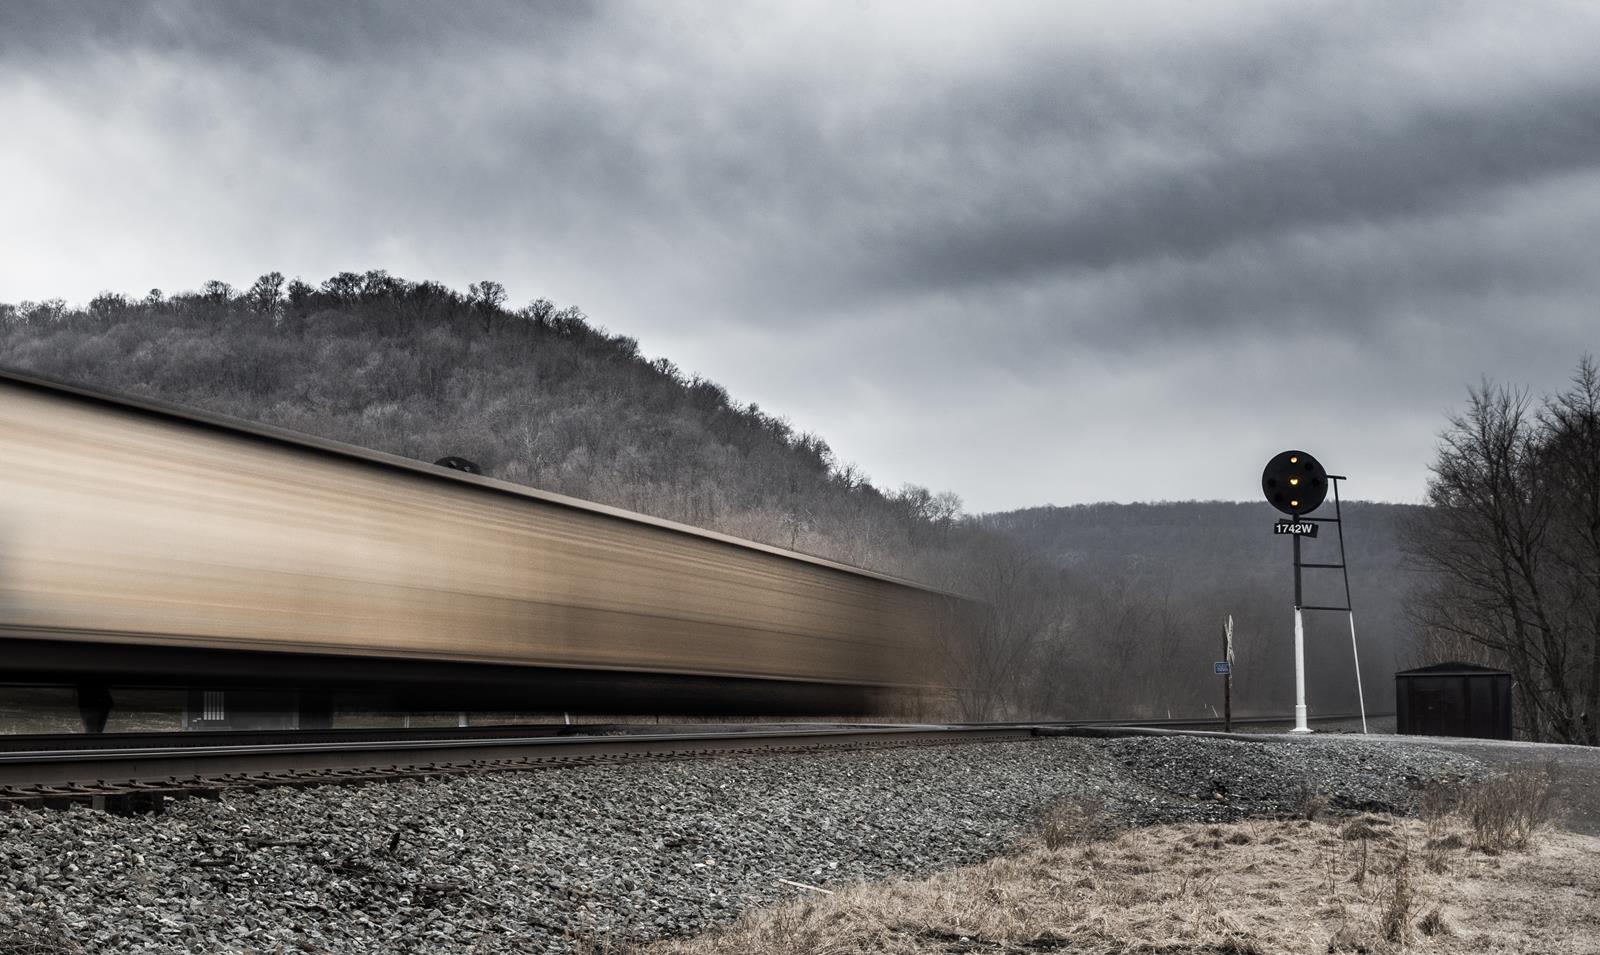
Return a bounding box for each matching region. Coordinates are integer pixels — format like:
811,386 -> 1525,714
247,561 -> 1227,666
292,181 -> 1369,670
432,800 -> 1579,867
1101,734 -> 1480,822
0,735 -> 1483,953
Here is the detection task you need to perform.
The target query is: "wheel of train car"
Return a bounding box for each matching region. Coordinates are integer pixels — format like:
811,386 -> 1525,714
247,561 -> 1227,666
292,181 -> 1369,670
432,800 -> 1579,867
433,455 -> 482,474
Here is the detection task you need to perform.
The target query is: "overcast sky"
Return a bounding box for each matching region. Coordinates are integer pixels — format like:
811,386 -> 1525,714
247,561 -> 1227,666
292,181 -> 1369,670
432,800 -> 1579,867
2,1 -> 1597,512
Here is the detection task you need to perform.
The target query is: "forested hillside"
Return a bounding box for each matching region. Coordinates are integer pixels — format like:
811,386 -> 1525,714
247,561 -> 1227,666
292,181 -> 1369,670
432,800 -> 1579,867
1,273 -> 1425,721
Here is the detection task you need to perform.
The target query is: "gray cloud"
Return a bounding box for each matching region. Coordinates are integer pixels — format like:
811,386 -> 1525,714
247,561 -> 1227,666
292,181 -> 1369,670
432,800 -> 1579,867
0,1 -> 599,62
2,1 -> 1598,510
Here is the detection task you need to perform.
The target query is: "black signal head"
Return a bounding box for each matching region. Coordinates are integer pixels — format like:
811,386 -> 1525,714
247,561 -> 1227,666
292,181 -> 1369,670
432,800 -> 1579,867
1261,450 -> 1328,516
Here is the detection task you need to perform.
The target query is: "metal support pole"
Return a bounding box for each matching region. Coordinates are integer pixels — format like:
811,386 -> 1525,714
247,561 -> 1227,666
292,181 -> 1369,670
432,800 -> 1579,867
1348,613 -> 1367,734
1293,530 -> 1303,607
1224,615 -> 1234,733
1331,477 -> 1367,734
1291,531 -> 1310,733
1292,608 -> 1309,732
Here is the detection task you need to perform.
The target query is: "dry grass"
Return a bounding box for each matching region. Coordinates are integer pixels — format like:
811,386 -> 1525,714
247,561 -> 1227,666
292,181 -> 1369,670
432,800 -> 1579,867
0,920 -> 87,955
1292,776 -> 1332,822
624,803 -> 1600,955
1459,770 -> 1555,852
1030,799 -> 1108,852
1377,840 -> 1415,945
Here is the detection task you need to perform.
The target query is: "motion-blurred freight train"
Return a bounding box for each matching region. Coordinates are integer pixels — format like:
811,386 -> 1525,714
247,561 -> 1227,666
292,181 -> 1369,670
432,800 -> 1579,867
0,368 -> 953,728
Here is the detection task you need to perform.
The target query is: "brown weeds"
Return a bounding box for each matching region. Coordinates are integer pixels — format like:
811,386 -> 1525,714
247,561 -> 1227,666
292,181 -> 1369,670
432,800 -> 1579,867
1460,770 -> 1554,852
1033,799 -> 1106,852
1294,775 -> 1332,821
1417,905 -> 1450,938
1418,779 -> 1459,833
0,920 -> 86,955
1378,840 -> 1415,944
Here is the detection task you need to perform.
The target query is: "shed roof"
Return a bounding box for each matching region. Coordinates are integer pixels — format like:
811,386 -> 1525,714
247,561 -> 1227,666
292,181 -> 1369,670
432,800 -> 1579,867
1395,662 -> 1510,677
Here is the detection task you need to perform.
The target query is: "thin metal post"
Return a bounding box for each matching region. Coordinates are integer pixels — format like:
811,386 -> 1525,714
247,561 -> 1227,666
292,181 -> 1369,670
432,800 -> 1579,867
1292,607 -> 1309,732
1291,530 -> 1309,732
1348,615 -> 1366,733
1293,531 -> 1303,607
1331,477 -> 1368,734
1224,615 -> 1234,733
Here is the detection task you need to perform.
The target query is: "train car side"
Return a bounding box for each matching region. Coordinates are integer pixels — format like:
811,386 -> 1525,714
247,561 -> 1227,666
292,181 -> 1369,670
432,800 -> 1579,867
0,371 -> 950,714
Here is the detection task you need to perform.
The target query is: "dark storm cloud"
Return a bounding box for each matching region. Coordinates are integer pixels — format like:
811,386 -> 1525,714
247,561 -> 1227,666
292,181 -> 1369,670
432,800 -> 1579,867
0,1 -> 598,62
878,83 -> 1600,301
3,1 -> 1599,508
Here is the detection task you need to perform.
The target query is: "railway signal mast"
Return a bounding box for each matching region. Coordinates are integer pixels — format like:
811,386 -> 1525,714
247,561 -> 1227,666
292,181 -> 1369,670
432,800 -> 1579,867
1261,450 -> 1367,734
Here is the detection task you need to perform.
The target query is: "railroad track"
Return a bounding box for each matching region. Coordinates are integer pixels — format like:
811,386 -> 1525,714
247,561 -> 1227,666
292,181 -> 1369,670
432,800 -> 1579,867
0,724 -> 1035,814
0,713 -> 1386,815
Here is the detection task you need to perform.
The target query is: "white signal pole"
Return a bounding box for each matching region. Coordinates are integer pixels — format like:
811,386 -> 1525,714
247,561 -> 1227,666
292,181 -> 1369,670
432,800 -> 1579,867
1292,607 -> 1310,733
1291,522 -> 1311,733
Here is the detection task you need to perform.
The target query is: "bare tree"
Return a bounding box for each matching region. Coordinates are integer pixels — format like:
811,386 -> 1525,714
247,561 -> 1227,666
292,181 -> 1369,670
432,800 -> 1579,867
1540,357 -> 1600,741
468,280 -> 507,334
937,542 -> 1066,720
1405,363 -> 1600,743
930,491 -> 963,540
246,272 -> 285,314
321,271 -> 362,302
199,279 -> 234,304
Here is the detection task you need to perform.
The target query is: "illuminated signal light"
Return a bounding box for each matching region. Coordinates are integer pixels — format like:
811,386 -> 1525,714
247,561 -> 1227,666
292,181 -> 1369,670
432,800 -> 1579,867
1261,450 -> 1328,516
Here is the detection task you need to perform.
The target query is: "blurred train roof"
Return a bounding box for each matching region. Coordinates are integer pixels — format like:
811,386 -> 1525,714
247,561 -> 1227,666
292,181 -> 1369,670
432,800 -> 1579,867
0,365 -> 957,597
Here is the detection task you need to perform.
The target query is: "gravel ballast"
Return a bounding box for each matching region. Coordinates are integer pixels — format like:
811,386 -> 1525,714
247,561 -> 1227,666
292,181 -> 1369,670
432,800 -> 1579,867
0,735 -> 1484,953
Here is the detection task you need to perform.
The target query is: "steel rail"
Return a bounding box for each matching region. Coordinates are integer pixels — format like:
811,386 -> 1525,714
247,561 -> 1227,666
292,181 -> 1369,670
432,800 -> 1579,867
0,723 -> 669,753
1020,712 -> 1392,730
0,711 -> 1388,758
0,712 -> 1388,814
0,725 -> 1034,812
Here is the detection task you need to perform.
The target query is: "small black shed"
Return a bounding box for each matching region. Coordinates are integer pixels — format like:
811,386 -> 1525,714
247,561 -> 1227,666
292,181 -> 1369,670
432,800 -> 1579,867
1395,663 -> 1513,739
